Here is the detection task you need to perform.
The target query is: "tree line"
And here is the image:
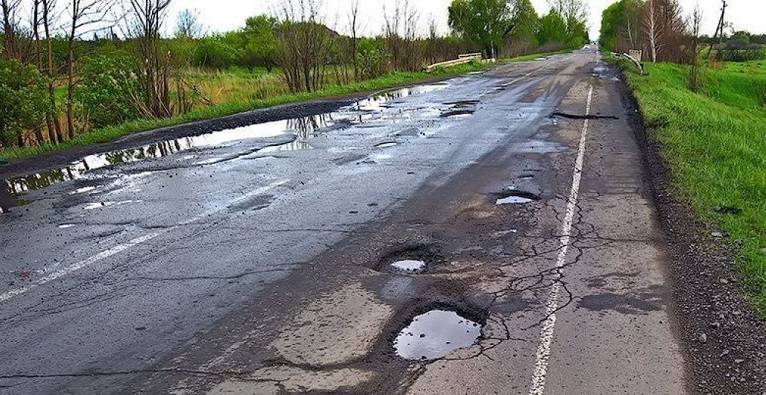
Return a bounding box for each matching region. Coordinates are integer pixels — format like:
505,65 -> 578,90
600,0 -> 765,64
1,0 -> 589,151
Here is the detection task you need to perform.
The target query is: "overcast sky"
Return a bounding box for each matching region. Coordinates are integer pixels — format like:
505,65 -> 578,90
166,0 -> 766,39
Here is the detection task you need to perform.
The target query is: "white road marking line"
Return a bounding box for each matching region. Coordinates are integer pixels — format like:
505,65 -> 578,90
529,85 -> 593,395
0,179 -> 289,304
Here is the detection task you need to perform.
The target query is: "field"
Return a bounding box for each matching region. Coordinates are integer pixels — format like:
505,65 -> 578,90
617,58 -> 766,311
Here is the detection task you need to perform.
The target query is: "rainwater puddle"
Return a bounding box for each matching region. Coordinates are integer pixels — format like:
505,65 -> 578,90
4,116 -> 328,196
496,191 -> 539,205
257,140 -> 313,153
375,142 -> 398,149
391,260 -> 426,274
4,81 -> 451,197
70,186 -> 96,195
394,310 -> 482,361
84,200 -> 141,210
58,224 -> 76,229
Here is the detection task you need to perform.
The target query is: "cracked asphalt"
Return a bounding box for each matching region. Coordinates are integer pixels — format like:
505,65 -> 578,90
0,49 -> 696,394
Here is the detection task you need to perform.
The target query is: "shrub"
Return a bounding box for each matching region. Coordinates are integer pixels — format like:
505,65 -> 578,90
75,53 -> 143,129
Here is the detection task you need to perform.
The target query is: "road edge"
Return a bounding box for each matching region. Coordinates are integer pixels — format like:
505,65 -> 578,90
615,64 -> 766,394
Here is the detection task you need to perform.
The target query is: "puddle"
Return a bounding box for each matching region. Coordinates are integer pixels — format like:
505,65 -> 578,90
84,200 -> 141,210
393,310 -> 482,361
495,191 -> 540,205
70,186 -> 96,195
391,260 -> 426,274
4,116 -> 328,196
375,142 -> 398,149
4,81 -> 451,197
58,224 -> 76,229
257,140 -> 313,153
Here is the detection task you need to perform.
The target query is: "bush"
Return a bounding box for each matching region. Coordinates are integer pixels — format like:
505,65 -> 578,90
193,37 -> 239,70
357,38 -> 387,80
75,53 -> 143,129
0,58 -> 50,147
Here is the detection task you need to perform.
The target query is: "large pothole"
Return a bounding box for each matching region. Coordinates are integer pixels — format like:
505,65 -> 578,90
393,309 -> 482,361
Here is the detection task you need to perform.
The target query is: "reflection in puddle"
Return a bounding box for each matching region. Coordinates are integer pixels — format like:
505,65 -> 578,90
58,224 -> 76,229
3,82 -> 453,198
375,142 -> 398,149
391,260 -> 426,273
394,310 -> 482,361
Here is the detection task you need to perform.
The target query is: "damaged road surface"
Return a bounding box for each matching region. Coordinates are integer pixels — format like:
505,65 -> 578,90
0,49 -> 690,394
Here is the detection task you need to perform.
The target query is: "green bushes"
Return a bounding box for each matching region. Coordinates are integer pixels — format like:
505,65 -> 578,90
0,58 -> 51,147
75,53 -> 143,128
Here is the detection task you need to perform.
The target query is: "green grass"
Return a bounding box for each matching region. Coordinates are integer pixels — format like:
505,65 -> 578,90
614,58 -> 766,311
2,62 -> 485,160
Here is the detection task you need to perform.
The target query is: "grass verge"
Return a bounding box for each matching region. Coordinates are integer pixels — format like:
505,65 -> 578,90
614,57 -> 766,311
3,62 -> 485,160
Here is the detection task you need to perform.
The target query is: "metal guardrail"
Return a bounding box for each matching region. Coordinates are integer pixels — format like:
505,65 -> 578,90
426,54 -> 483,72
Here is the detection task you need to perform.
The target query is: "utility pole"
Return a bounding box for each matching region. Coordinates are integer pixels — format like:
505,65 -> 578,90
706,0 -> 727,60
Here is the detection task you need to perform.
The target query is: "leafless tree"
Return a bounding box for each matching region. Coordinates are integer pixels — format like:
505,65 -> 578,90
65,0 -> 117,139
41,0 -> 62,144
688,3 -> 703,91
275,0 -> 332,93
347,0 -> 360,81
124,0 -> 174,118
642,0 -> 661,62
1,0 -> 21,59
383,0 -> 421,72
175,8 -> 202,39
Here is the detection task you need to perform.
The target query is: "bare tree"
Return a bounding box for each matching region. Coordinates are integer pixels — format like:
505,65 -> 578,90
275,0 -> 332,93
175,8 -> 202,39
642,0 -> 661,62
41,0 -> 62,144
688,3 -> 703,91
124,0 -> 173,118
1,0 -> 21,59
65,0 -> 116,139
347,0 -> 360,81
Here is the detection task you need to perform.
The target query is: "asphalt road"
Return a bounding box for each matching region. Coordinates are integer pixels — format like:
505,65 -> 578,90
1,49 -> 690,394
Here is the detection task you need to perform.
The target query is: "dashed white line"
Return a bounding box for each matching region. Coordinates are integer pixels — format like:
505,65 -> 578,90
529,85 -> 594,395
0,179 -> 289,304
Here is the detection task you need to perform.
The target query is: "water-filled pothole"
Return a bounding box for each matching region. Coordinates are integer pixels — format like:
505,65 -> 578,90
376,245 -> 442,274
375,142 -> 398,149
393,310 -> 482,361
495,191 -> 540,205
391,260 -> 426,274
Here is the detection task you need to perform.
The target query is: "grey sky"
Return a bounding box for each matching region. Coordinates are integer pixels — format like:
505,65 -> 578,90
167,0 -> 765,39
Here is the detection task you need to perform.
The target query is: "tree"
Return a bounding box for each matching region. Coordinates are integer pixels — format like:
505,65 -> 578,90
194,36 -> 237,69
0,57 -> 50,147
241,15 -> 278,72
600,0 -> 642,52
506,0 -> 538,54
124,0 -> 174,118
1,0 -> 20,60
66,0 -> 117,139
448,0 -> 514,59
537,9 -> 567,46
175,9 -> 203,39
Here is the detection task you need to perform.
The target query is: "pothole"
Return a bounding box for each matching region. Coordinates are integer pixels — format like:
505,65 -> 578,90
375,142 -> 398,149
441,109 -> 475,118
376,245 -> 442,274
391,260 -> 426,274
495,191 -> 540,205
393,309 -> 482,361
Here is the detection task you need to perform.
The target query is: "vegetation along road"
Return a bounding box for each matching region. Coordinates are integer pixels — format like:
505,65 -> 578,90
1,0 -> 766,394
